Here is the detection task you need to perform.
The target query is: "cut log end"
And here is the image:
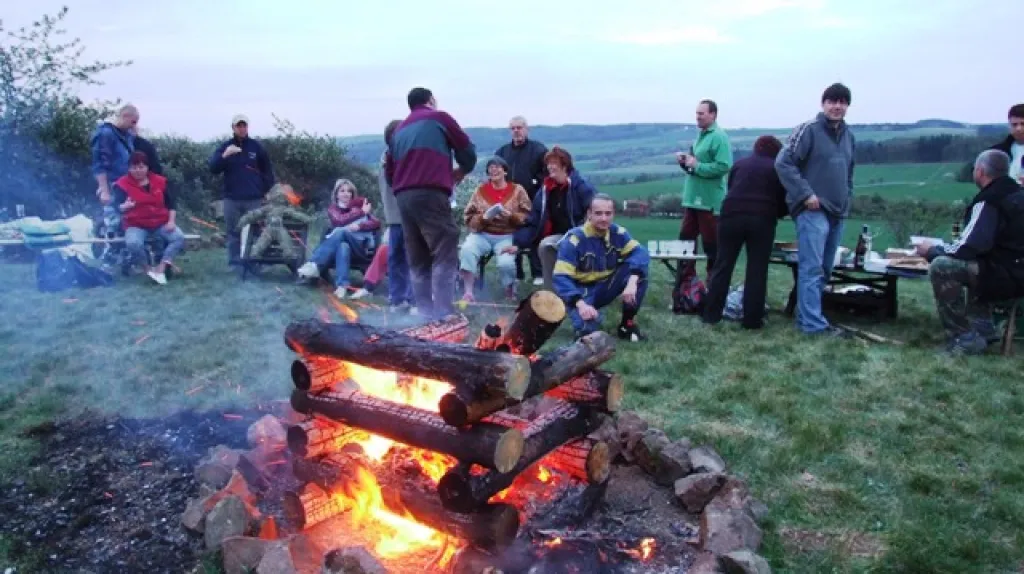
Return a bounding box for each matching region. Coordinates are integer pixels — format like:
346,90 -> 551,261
439,392 -> 511,428
290,360 -> 312,391
494,428 -> 525,474
586,440 -> 612,484
530,290 -> 567,323
606,374 -> 624,412
285,424 -> 309,456
505,359 -> 532,401
483,503 -> 521,549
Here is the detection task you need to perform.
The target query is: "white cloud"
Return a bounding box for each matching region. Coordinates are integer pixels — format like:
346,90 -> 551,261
610,26 -> 734,46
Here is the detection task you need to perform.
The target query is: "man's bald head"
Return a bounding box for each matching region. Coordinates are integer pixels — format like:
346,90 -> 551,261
116,104 -> 139,130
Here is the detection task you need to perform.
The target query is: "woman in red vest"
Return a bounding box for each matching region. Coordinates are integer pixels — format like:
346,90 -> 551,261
112,151 -> 185,285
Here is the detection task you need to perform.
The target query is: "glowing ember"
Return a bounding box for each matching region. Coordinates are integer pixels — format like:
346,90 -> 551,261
326,297 -> 359,323
281,184 -> 302,206
624,537 -> 656,562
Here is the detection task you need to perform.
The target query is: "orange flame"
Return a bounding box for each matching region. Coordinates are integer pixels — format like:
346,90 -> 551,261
624,537 -> 656,562
281,184 -> 302,206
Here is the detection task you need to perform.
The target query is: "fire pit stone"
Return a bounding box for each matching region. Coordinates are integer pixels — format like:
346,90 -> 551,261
222,535 -> 276,574
674,472 -> 728,514
719,549 -> 773,574
322,546 -> 388,574
689,445 -> 728,475
632,428 -> 693,486
195,444 -> 244,489
248,414 -> 288,451
204,495 -> 255,550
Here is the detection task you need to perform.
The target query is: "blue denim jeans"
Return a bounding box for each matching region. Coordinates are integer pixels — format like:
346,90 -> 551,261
459,232 -> 516,288
125,225 -> 186,265
386,224 -> 413,306
567,265 -> 648,335
311,228 -> 375,288
794,210 -> 844,333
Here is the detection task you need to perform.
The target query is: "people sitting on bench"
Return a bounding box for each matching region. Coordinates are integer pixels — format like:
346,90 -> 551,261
111,151 -> 186,285
552,193 -> 650,342
916,149 -> 1024,355
459,156 -> 532,302
298,179 -> 380,299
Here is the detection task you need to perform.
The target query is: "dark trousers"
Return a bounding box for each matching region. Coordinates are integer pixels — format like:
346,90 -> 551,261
396,188 -> 459,319
567,265 -> 648,335
223,198 -> 264,266
515,241 -> 542,280
386,224 -> 414,306
675,208 -> 718,288
702,213 -> 776,328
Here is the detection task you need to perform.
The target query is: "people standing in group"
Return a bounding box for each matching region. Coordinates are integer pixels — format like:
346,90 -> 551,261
385,87 -> 477,319
459,156 -> 532,303
378,119 -> 415,313
702,135 -> 788,329
512,146 -> 597,289
675,99 -> 733,292
989,103 -> 1024,185
208,114 -> 277,269
495,115 -> 548,286
775,82 -> 856,336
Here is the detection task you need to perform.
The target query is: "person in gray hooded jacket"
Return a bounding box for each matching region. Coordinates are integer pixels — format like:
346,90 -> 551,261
775,83 -> 856,335
380,119 -> 415,312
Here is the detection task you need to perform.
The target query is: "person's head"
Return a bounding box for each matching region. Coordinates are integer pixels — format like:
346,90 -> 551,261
384,119 -> 401,145
1008,104 -> 1024,144
115,104 -> 139,131
973,149 -> 1011,189
752,135 -> 783,158
231,114 -> 249,139
544,146 -> 574,184
407,87 -> 436,111
821,83 -> 851,122
332,179 -> 358,205
696,100 -> 717,130
486,156 -> 509,184
587,193 -> 616,232
509,116 -> 529,145
128,151 -> 149,181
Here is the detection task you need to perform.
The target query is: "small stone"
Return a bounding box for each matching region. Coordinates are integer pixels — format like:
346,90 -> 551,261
181,496 -> 208,533
195,445 -> 242,490
688,551 -> 722,574
204,496 -> 252,550
633,430 -> 691,485
247,415 -> 287,451
689,446 -> 727,474
675,472 -> 727,513
222,536 -> 275,574
747,498 -> 769,523
720,550 -> 772,574
322,546 -> 387,574
257,542 -> 297,574
700,497 -> 763,555
615,412 -> 649,461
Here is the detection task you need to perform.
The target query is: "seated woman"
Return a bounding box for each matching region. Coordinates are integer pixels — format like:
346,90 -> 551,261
459,157 -> 532,302
701,135 -> 788,329
112,151 -> 186,285
297,179 -> 381,298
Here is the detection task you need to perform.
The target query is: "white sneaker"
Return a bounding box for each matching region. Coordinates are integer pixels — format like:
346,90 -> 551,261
532,278 -> 544,286
408,306 -> 420,316
333,286 -> 348,299
349,288 -> 371,299
297,262 -> 320,279
147,270 -> 167,285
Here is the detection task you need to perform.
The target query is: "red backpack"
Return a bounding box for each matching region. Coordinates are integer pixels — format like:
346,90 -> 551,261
673,275 -> 707,315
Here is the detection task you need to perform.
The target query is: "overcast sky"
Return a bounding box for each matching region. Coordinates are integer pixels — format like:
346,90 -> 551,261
8,0 -> 1020,140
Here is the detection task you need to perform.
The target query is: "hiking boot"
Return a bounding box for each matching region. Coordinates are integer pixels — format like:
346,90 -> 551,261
972,320 -> 1001,345
617,320 -> 647,342
946,332 -> 988,356
297,262 -> 320,279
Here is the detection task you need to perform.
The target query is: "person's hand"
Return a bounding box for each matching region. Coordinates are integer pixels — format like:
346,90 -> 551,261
684,155 -> 698,169
362,201 -> 372,214
675,152 -> 686,164
162,221 -> 177,233
121,198 -> 136,211
97,186 -> 111,204
804,194 -> 821,210
222,144 -> 242,158
576,300 -> 599,321
622,276 -> 639,306
914,240 -> 937,257
500,245 -> 518,255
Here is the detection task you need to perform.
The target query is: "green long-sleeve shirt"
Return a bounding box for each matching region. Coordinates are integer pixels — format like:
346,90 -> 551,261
682,123 -> 733,212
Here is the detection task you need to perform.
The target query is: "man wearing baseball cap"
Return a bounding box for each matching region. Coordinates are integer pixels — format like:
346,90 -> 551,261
208,114 -> 277,268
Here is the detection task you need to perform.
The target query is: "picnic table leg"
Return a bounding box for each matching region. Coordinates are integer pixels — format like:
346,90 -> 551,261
660,260 -> 678,275
785,264 -> 798,316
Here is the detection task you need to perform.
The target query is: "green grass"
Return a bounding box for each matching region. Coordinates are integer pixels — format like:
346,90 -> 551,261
1,244 -> 1023,573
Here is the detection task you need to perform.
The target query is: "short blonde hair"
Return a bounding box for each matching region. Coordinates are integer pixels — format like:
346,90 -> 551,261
332,178 -> 358,202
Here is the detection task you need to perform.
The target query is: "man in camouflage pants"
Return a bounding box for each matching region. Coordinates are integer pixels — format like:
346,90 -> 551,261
928,257 -> 994,345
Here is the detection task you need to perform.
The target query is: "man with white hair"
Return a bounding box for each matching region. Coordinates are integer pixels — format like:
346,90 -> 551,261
916,149 -> 1024,355
496,115 -> 548,285
92,104 -> 139,206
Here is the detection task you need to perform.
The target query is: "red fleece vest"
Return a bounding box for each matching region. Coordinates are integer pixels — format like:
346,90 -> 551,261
117,173 -> 169,229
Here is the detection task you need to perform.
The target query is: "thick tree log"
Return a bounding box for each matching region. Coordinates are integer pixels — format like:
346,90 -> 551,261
291,451 -> 364,491
290,356 -> 353,393
499,290 -> 566,356
544,370 -> 623,413
437,400 -> 598,512
474,323 -> 503,350
543,438 -> 611,484
285,319 -> 531,400
380,486 -> 520,550
399,313 -> 470,344
290,388 -> 524,472
437,334 -> 617,427
282,482 -> 346,530
286,417 -> 367,458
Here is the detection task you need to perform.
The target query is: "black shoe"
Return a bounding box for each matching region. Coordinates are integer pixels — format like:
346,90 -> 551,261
617,320 -> 647,342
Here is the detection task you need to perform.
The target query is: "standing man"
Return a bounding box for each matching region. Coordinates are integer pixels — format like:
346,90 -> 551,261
208,114 -> 276,268
496,115 -> 548,285
675,99 -> 733,290
380,119 -> 415,313
386,87 -> 477,319
775,83 -> 856,336
92,104 -> 139,207
988,103 -> 1024,185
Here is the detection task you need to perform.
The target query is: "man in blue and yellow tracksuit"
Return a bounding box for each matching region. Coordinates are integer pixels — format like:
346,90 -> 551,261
552,194 -> 650,342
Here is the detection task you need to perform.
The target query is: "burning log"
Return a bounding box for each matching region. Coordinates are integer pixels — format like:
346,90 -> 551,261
437,334 -> 617,427
474,323 -> 503,351
291,451 -> 362,491
437,400 -> 598,513
284,319 -> 532,400
543,370 -> 623,414
498,290 -> 566,356
399,313 -> 469,344
289,357 -> 356,393
380,487 -> 520,550
282,482 -> 346,529
290,388 -> 525,472
544,438 -> 612,485
286,418 -> 366,458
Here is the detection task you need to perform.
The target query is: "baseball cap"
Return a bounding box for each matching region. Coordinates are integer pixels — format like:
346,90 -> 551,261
231,114 -> 249,126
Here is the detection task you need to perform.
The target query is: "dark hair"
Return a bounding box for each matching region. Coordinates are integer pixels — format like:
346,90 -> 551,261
699,99 -> 718,115
753,135 -> 783,158
543,146 -> 574,172
589,193 -> 615,210
822,83 -> 852,105
1009,104 -> 1024,120
384,119 -> 401,145
407,87 -> 433,110
128,151 -> 148,166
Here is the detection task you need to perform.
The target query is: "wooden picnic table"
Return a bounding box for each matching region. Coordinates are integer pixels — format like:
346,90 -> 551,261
647,240 -> 706,274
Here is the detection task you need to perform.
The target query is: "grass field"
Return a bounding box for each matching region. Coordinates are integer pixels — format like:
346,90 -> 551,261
1,241 -> 1022,573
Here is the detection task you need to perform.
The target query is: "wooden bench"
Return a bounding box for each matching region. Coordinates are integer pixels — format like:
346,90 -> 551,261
647,240 -> 705,274
996,299 -> 1024,356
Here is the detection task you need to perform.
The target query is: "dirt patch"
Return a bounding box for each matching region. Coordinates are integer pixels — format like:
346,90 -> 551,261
778,526 -> 886,559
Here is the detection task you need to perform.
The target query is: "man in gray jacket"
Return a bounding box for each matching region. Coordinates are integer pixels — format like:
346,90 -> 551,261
775,83 -> 856,335
381,119 -> 414,312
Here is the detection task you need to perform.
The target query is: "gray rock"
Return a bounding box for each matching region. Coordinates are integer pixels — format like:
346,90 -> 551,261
720,550 -> 772,574
204,495 -> 251,550
322,546 -> 388,574
633,431 -> 692,486
689,446 -> 727,474
257,534 -> 320,574
615,411 -> 649,461
700,497 -> 763,555
195,445 -> 242,490
675,472 -> 727,513
181,496 -> 209,534
688,551 -> 722,574
632,428 -> 669,477
257,542 -> 297,574
222,536 -> 275,574
247,415 -> 287,451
